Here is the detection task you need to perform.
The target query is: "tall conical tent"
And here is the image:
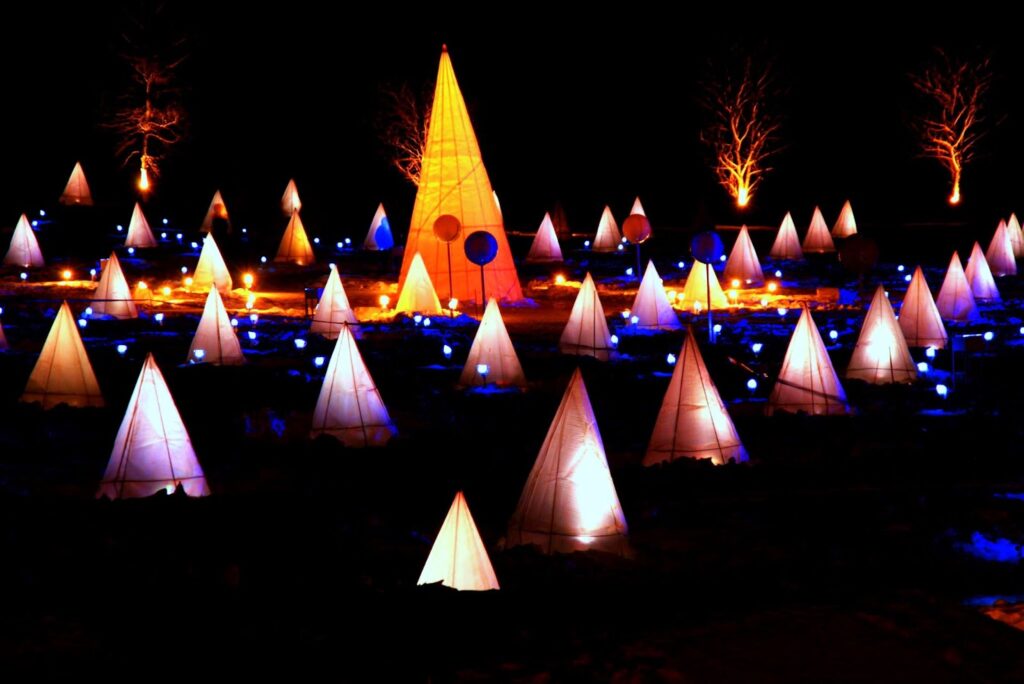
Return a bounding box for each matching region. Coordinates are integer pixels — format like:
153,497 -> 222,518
630,196 -> 646,217
506,368 -> 630,555
418,491 -> 500,591
0,320 -> 7,351
899,267 -> 948,349
767,306 -> 850,416
964,241 -> 1001,302
363,203 -> 393,250
91,252 -> 137,319
59,161 -> 93,206
723,225 -> 765,287
187,288 -> 244,365
4,213 -> 44,268
644,327 -> 749,466
97,354 -> 210,499
630,261 -> 682,330
275,211 -> 315,265
1008,213 -> 1024,258
769,212 -> 803,260
681,262 -> 729,311
936,252 -> 980,322
192,233 -> 233,295
985,220 -> 1017,277
396,252 -> 443,315
459,298 -> 526,388
525,213 -> 563,263
832,200 -> 858,238
846,286 -> 917,384
310,324 -> 396,447
311,265 -> 357,339
125,202 -> 158,249
200,190 -> 230,233
592,205 -> 622,252
281,178 -> 302,215
560,273 -> 613,360
802,207 -> 835,253
21,302 -> 103,408
398,47 -> 523,304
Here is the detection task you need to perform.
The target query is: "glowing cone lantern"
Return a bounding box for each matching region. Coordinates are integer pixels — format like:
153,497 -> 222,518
899,267 -> 947,349
4,213 -> 44,268
767,306 -> 850,416
831,200 -> 858,238
630,261 -> 682,330
21,302 -> 103,408
769,212 -> 803,260
459,299 -> 526,388
592,205 -> 622,252
311,265 -> 358,339
935,252 -> 980,322
275,211 -> 315,266
418,491 -> 499,591
125,202 -> 158,249
396,252 -> 443,315
985,220 -> 1016,277
59,161 -> 93,206
845,285 -> 917,384
91,252 -> 137,319
187,288 -> 245,365
802,206 -> 835,253
525,212 -> 563,263
560,273 -> 614,360
281,178 -> 301,215
964,242 -> 1000,301
723,225 -> 764,287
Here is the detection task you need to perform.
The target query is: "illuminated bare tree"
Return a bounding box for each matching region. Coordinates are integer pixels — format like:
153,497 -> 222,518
911,51 -> 993,204
700,57 -> 781,209
378,83 -> 432,186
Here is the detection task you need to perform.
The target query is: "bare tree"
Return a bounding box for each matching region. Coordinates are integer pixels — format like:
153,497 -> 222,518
378,83 -> 432,187
911,51 -> 993,204
700,57 -> 781,209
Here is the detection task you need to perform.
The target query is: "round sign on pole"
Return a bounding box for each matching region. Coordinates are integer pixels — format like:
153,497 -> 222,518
622,214 -> 652,244
433,214 -> 462,243
464,231 -> 498,266
690,231 -> 724,264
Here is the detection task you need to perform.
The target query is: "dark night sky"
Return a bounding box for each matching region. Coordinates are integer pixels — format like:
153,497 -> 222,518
1,6 -> 1021,247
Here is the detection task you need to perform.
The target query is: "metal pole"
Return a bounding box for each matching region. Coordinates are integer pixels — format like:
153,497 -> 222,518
446,242 -> 454,303
635,245 -> 642,282
706,262 -> 714,344
480,265 -> 486,315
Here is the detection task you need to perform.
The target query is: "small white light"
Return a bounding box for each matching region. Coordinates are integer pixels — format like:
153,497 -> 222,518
127,247 -> 135,255
39,209 -> 46,217
713,324 -> 722,334
19,272 -> 27,281
31,220 -> 38,227
625,267 -> 633,276
0,307 -> 3,315
231,318 -> 239,327
621,236 -> 627,243
577,535 -> 594,544
154,313 -> 164,323
193,349 -> 205,360
477,363 -> 489,376
617,244 -> 624,251
116,224 -> 124,232
165,484 -> 176,495
190,241 -> 198,249
162,218 -> 169,225
897,264 -> 905,272
260,256 -> 268,264
630,315 -> 639,325
777,307 -> 787,317
413,314 -> 425,326
249,313 -> 258,324
294,339 -> 307,349
337,242 -> 343,249
84,307 -> 93,316
241,228 -> 247,234
666,353 -> 677,365
77,319 -> 87,328
345,238 -> 352,245
610,334 -> 619,346
313,237 -> 320,245
621,310 -> 631,320
442,344 -> 453,359
774,270 -> 782,278
677,261 -> 685,269
181,266 -> 188,274
584,240 -> 591,248
719,255 -> 727,262
984,331 -> 994,342
829,330 -> 838,341
752,342 -> 763,354
936,384 -> 948,398
176,233 -> 183,240
314,356 -> 326,368
90,268 -> 97,277
160,232 -> 167,239
247,331 -> 257,341
917,361 -> 929,373
904,274 -> 912,283
747,378 -> 758,391
423,318 -> 431,327
116,344 -> 127,355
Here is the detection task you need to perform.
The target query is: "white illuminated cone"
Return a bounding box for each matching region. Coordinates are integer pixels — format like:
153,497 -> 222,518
21,302 -> 103,408
459,299 -> 526,388
4,213 -> 44,268
192,233 -> 233,295
767,306 -> 850,416
845,285 -> 917,384
899,267 -> 947,349
964,242 -> 1000,302
802,207 -> 835,253
935,252 -> 979,322
723,225 -> 764,287
187,287 -> 244,365
59,161 -> 93,206
769,212 -> 803,260
91,252 -> 137,319
559,273 -> 614,360
311,265 -> 357,339
395,252 -> 442,315
985,220 -> 1017,277
417,491 -> 500,591
831,200 -> 857,238
125,202 -> 157,249
630,261 -> 682,330
525,212 -> 563,262
681,262 -> 729,310
592,205 -> 621,252
281,178 -> 301,215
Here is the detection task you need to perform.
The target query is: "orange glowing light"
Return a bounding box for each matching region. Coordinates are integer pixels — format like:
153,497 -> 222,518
138,165 -> 150,192
554,274 -> 566,285
728,289 -> 738,300
379,294 -> 391,309
137,281 -> 148,290
767,282 -> 778,293
949,183 -> 961,205
730,279 -> 741,288
184,277 -> 194,287
666,289 -> 677,302
62,269 -> 72,281
448,298 -> 459,310
162,286 -> 171,296
243,273 -> 254,289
